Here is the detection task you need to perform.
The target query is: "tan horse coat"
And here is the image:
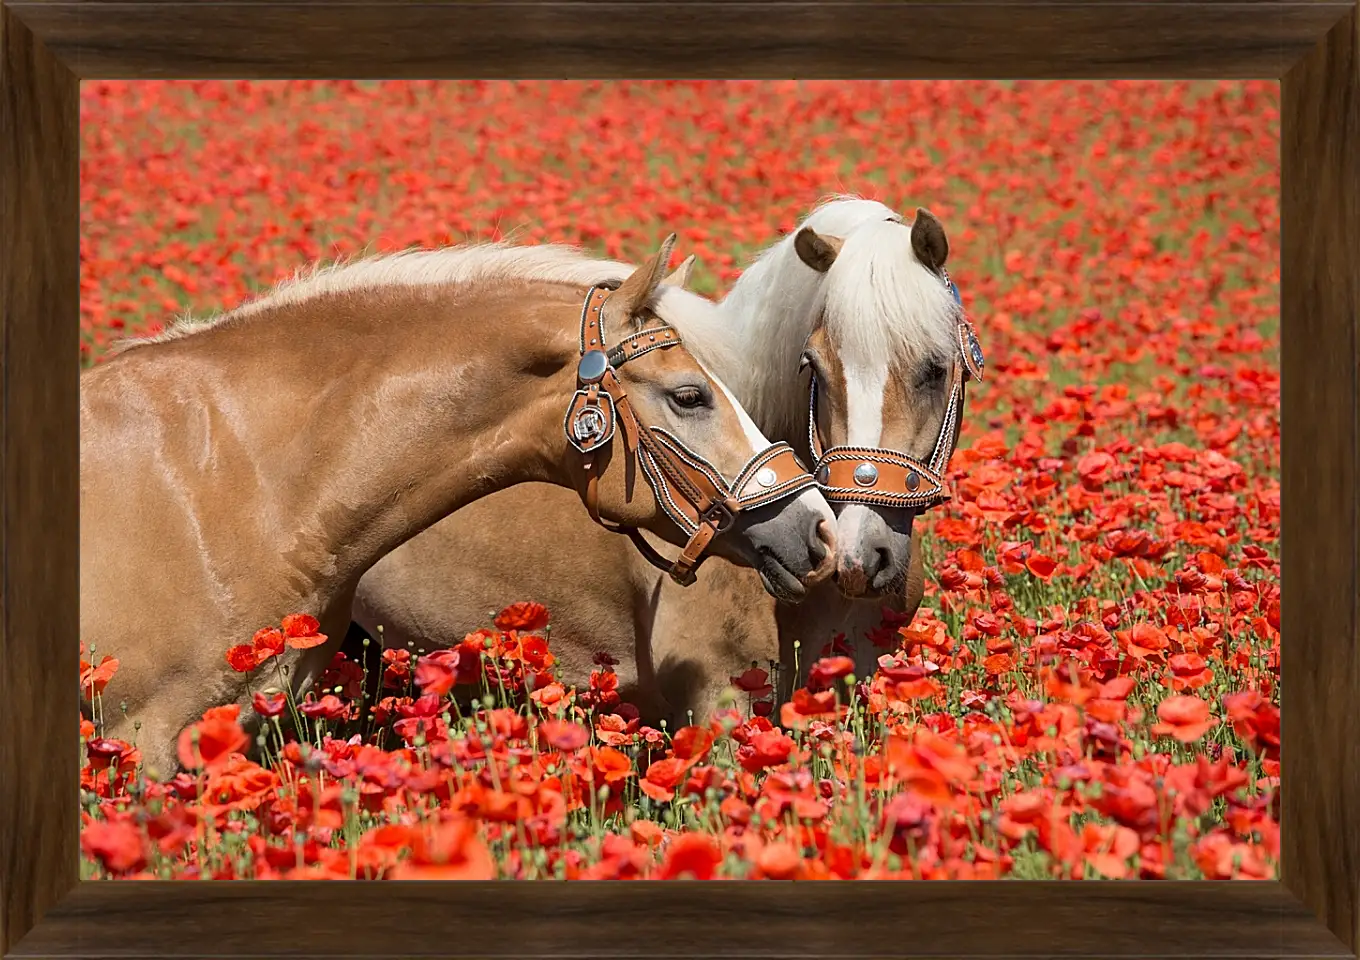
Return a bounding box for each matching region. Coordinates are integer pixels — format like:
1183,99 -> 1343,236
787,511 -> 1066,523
81,240 -> 835,778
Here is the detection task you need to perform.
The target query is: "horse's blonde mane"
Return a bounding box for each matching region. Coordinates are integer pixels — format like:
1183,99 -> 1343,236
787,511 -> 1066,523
816,215 -> 962,371
111,242 -> 734,364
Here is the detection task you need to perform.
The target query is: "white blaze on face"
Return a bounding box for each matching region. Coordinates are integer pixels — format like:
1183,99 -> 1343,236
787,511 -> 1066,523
705,360 -> 836,527
836,354 -> 892,554
702,359 -> 771,456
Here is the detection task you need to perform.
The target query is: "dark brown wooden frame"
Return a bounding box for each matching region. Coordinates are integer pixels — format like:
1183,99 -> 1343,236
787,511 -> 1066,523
1,1 -> 1355,957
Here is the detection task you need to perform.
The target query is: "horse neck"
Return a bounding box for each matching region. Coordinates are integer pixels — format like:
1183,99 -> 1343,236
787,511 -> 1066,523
718,199 -> 903,447
714,240 -> 826,447
181,282 -> 578,600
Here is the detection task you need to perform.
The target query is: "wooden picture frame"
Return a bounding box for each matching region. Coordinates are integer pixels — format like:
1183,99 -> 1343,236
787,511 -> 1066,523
2,1 -> 1355,957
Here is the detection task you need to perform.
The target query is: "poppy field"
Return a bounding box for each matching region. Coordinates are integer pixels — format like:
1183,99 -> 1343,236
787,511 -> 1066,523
79,80 -> 1280,881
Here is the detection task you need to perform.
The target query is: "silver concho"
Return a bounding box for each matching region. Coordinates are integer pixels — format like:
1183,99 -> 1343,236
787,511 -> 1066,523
572,407 -> 607,445
755,467 -> 778,488
853,462 -> 879,486
577,349 -> 610,384
816,465 -> 831,485
906,471 -> 921,492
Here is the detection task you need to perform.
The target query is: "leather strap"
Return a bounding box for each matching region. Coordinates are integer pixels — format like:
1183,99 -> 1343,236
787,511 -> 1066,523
565,283 -> 818,586
806,280 -> 982,512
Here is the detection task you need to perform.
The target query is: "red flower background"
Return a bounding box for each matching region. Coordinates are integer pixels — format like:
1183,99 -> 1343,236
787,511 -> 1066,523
79,81 -> 1279,880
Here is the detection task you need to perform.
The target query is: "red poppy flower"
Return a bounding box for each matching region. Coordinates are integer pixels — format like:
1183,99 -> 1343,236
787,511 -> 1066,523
1081,822 -> 1140,879
656,832 -> 722,880
1151,694 -> 1218,742
224,644 -> 263,673
539,719 -> 589,752
518,633 -> 555,672
729,667 -> 773,696
282,614 -> 328,649
670,725 -> 715,764
253,627 -> 286,658
639,757 -> 688,802
493,601 -> 551,632
757,841 -> 803,880
177,706 -> 250,771
1167,652 -> 1214,691
584,746 -> 633,785
388,818 -> 496,881
80,655 -> 120,697
81,819 -> 147,875
807,656 -> 855,690
737,730 -> 794,772
298,694 -> 349,722
1025,553 -> 1058,579
86,737 -> 133,767
413,650 -> 461,697
251,691 -> 288,718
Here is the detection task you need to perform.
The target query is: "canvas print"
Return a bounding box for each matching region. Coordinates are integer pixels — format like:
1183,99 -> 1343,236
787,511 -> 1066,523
79,80 -> 1280,881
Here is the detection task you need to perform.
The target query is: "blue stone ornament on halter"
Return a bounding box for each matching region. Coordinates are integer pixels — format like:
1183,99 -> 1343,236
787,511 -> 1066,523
950,281 -> 962,306
957,318 -> 985,382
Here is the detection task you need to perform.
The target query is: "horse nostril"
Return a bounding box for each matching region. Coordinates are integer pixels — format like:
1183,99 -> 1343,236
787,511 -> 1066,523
816,518 -> 836,556
862,545 -> 893,583
808,518 -> 837,583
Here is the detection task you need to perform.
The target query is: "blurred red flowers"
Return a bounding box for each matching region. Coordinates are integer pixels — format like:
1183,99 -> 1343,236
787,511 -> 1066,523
78,79 -> 1279,882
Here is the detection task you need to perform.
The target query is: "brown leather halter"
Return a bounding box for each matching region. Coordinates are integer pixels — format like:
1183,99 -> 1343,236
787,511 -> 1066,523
807,268 -> 985,511
566,283 -> 819,586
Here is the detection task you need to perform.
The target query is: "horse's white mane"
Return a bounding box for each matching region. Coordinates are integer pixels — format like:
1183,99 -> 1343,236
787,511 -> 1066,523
708,195 -> 962,443
816,213 -> 961,369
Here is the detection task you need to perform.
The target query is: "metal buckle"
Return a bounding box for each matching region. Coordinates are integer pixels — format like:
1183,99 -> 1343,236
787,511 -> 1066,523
702,501 -> 735,533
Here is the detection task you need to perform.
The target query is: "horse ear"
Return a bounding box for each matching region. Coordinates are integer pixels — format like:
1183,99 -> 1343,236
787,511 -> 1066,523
910,207 -> 949,273
794,227 -> 843,274
606,233 -> 678,327
661,254 -> 697,289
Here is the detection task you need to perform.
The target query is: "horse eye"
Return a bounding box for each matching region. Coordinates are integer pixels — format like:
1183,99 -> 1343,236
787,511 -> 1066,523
917,361 -> 948,387
670,386 -> 707,409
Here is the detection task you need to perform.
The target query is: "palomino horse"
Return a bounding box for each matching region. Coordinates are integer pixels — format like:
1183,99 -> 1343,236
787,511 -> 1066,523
81,236 -> 838,780
352,198 -> 982,722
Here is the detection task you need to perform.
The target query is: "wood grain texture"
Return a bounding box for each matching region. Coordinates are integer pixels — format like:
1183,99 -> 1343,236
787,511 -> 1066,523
2,1 -> 1350,80
1,0 -> 1357,958
0,4 -> 80,958
1281,5 -> 1360,955
6,881 -> 1355,959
